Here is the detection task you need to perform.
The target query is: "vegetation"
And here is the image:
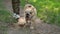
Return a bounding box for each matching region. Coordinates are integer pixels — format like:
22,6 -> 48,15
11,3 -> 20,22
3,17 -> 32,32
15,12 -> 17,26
21,0 -> 60,26
0,0 -> 60,26
0,0 -> 16,34
0,0 -> 16,23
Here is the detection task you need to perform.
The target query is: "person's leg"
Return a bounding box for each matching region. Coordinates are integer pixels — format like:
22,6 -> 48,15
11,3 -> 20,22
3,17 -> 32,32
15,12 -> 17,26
12,0 -> 20,19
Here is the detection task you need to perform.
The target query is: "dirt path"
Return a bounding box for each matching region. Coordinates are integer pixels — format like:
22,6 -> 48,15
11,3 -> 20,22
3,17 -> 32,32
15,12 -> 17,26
7,19 -> 60,34
3,0 -> 60,34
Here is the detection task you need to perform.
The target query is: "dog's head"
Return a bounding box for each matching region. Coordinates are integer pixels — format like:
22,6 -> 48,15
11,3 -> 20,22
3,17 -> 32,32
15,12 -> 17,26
24,4 -> 34,19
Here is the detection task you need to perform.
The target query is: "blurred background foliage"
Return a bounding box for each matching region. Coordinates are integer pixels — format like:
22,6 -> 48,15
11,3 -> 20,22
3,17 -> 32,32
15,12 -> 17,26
20,0 -> 60,26
0,0 -> 60,26
0,0 -> 17,23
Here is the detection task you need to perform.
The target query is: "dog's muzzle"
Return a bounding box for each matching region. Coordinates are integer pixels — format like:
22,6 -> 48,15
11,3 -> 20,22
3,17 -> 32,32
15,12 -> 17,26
26,13 -> 30,18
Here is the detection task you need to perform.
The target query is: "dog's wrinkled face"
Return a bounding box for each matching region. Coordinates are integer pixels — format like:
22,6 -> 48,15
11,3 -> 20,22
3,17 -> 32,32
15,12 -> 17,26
25,5 -> 33,19
24,4 -> 36,24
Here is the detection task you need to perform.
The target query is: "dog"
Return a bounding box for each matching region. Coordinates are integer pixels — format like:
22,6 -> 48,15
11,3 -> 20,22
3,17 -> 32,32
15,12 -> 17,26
24,4 -> 37,29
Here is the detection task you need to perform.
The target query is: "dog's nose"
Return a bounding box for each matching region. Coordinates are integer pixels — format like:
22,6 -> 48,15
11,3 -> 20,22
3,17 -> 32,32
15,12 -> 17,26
26,13 -> 29,15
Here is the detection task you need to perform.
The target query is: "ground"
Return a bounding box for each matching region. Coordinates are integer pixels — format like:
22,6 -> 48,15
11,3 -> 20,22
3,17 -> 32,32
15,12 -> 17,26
0,0 -> 60,34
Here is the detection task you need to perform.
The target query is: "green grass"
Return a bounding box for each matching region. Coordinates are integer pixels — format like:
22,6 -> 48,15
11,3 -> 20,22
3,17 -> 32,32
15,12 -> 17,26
0,0 -> 17,23
0,0 -> 17,34
0,10 -> 17,23
21,0 -> 60,26
0,0 -> 60,26
0,0 -> 59,26
0,0 -> 8,34
0,9 -> 17,34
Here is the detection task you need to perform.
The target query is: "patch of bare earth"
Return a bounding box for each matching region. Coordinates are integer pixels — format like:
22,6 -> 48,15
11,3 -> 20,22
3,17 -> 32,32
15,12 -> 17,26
7,18 -> 60,34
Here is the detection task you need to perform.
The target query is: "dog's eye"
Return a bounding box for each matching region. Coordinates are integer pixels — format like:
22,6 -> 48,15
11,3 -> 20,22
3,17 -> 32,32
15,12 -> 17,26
28,6 -> 31,7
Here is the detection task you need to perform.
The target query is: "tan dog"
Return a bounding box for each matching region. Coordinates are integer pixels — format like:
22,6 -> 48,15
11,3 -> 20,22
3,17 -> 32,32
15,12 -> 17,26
23,4 -> 37,29
24,4 -> 37,23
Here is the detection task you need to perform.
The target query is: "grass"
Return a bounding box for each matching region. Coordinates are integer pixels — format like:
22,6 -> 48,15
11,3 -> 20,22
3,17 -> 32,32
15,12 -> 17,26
0,0 -> 17,34
0,8 -> 17,34
0,0 -> 16,23
0,10 -> 17,23
0,0 -> 60,26
20,0 -> 60,26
